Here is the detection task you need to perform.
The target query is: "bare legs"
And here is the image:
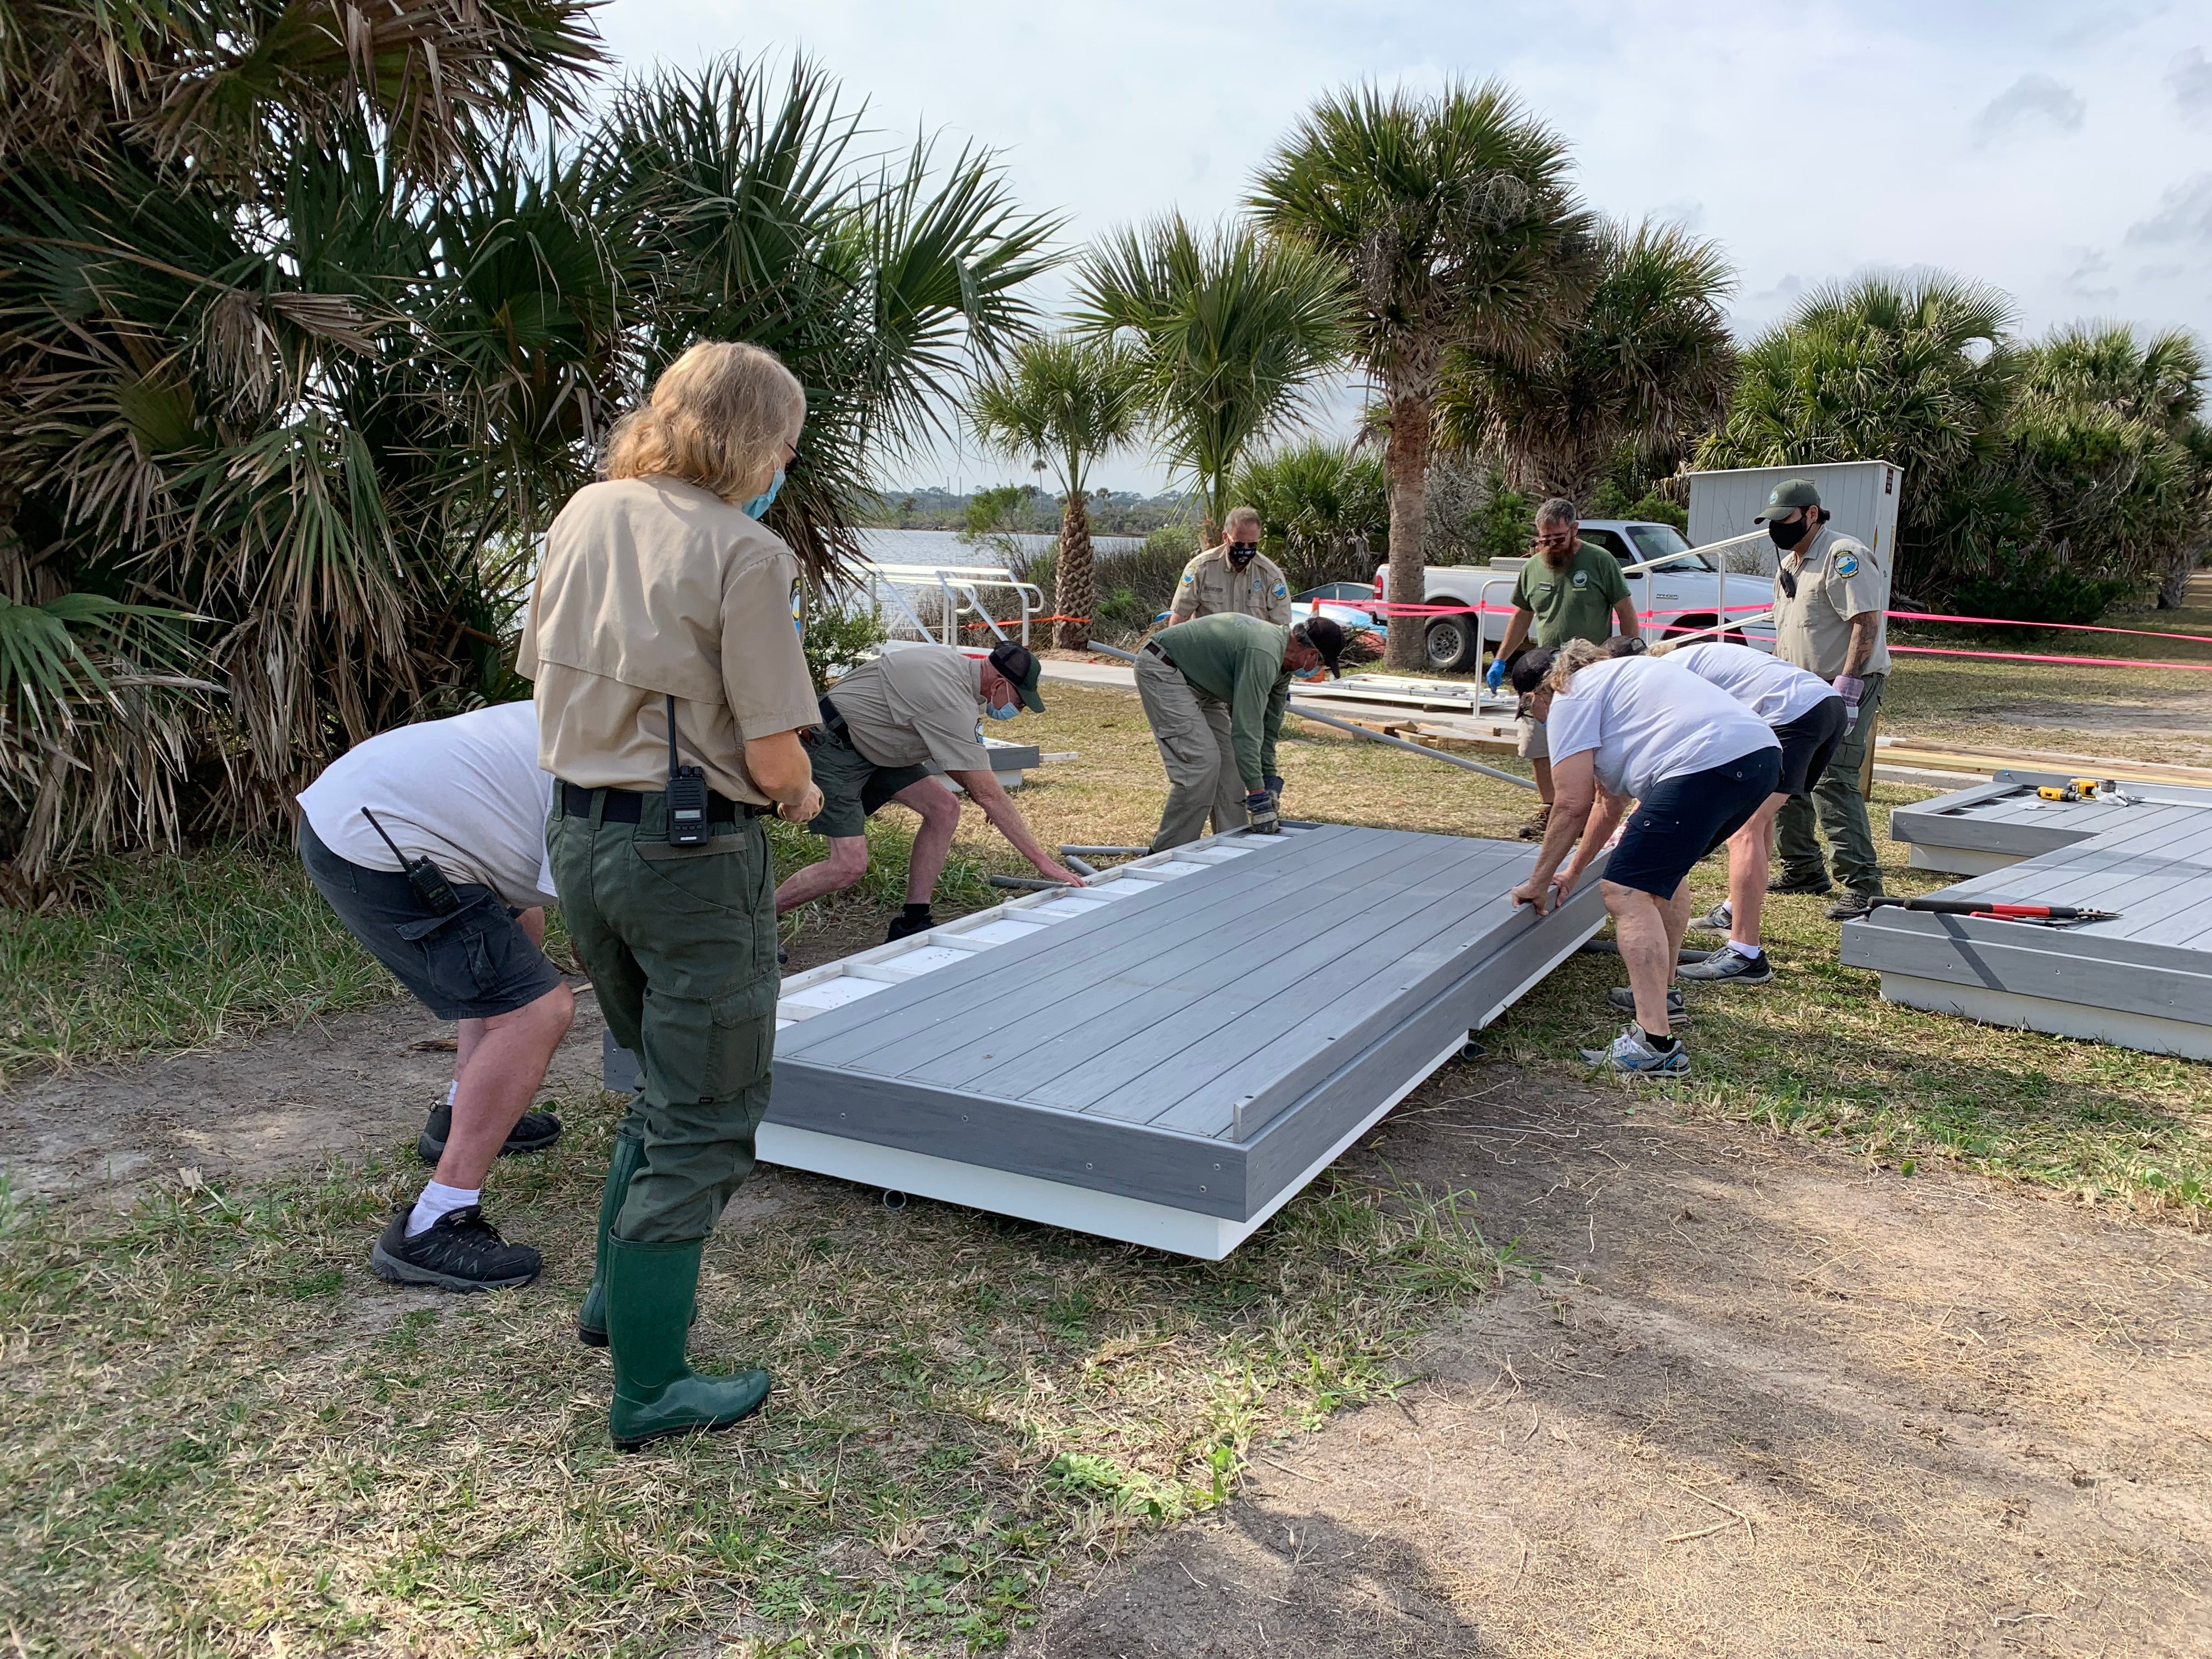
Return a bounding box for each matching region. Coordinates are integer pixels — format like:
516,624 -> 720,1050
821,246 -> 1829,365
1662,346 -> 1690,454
1603,877 -> 1694,1036
437,907 -> 573,1190
1723,794 -> 1788,953
771,783 -> 963,915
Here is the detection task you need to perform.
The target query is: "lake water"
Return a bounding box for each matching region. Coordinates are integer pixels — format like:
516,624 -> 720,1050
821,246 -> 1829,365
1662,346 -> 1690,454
854,528 -> 1148,566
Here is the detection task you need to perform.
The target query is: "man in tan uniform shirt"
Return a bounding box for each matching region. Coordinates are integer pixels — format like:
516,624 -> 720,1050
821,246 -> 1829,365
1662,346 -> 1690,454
1166,505 -> 1294,626
1756,478 -> 1891,919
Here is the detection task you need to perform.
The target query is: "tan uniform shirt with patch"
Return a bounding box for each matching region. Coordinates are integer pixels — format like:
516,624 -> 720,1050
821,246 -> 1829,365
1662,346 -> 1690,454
1167,545 -> 1293,625
1773,524 -> 1890,681
825,645 -> 992,773
520,476 -> 820,804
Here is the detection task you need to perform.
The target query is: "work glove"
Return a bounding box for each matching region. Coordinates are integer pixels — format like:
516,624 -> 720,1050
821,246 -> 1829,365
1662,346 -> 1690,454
1483,655 -> 1508,691
1244,789 -> 1280,834
1263,774 -> 1284,800
1833,673 -> 1865,736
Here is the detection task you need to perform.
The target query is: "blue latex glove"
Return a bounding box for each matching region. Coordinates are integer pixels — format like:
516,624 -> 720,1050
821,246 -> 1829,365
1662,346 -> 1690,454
1484,655 -> 1508,691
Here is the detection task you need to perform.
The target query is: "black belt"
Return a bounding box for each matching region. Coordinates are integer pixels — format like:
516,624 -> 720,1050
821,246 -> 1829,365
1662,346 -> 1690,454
814,695 -> 849,741
559,781 -> 762,824
1142,639 -> 1177,669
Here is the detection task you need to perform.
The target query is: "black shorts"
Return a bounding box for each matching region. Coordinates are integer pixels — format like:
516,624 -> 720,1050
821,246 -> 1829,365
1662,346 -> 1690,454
803,723 -> 933,838
1604,747 -> 1784,899
1774,696 -> 1848,798
298,820 -> 563,1022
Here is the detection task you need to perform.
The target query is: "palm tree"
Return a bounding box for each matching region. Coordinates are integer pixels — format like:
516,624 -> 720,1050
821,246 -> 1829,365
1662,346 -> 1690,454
0,43 -> 1059,883
1251,81 -> 1589,669
1437,219 -> 1736,503
1071,215 -> 1347,543
1697,273 -> 2022,597
1229,439 -> 1389,590
969,335 -> 1146,648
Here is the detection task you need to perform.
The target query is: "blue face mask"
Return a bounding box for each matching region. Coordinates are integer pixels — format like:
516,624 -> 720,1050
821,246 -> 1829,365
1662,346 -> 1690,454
984,698 -> 1021,721
741,468 -> 785,520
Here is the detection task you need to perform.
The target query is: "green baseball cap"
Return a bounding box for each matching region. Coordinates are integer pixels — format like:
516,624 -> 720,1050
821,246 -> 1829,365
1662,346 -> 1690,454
988,640 -> 1046,713
1753,478 -> 1822,522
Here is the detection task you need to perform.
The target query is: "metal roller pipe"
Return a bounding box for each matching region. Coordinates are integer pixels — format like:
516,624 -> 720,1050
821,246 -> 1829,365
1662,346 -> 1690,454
1059,844 -> 1149,857
989,874 -> 1074,891
1285,704 -> 1537,791
1064,855 -> 1100,878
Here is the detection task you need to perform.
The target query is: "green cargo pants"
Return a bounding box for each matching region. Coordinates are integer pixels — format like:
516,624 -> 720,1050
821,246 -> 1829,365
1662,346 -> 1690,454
548,789 -> 778,1243
1136,648 -> 1249,850
1775,672 -> 1887,898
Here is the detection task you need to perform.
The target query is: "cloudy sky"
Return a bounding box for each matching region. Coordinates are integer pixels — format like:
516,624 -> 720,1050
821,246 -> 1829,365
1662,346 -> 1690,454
598,0 -> 2212,492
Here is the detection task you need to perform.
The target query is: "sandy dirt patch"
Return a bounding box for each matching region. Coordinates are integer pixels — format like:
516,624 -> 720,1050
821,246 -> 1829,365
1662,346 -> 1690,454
1025,1072 -> 2212,1658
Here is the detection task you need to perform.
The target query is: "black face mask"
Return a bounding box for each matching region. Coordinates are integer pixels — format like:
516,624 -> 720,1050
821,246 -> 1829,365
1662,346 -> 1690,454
1768,517 -> 1810,551
1227,541 -> 1259,569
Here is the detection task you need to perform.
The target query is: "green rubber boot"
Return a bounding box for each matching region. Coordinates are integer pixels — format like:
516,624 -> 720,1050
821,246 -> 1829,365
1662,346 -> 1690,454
575,1127 -> 645,1347
605,1236 -> 771,1451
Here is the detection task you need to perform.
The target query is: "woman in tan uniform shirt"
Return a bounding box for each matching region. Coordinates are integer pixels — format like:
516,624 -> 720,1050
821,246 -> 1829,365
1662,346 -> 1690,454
523,342 -> 825,1450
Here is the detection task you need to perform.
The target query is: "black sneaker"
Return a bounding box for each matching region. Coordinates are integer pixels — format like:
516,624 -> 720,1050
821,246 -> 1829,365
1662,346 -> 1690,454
417,1101 -> 563,1164
1767,870 -> 1833,896
1515,805 -> 1552,842
371,1203 -> 541,1292
1825,893 -> 1878,921
886,908 -> 936,941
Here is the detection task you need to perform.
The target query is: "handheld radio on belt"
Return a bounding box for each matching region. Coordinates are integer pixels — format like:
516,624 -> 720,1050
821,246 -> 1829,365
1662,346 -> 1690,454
665,693 -> 711,845
360,808 -> 460,915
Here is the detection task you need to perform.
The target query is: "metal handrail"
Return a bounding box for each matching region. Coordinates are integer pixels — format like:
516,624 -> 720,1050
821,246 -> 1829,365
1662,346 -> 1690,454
855,561 -> 1046,646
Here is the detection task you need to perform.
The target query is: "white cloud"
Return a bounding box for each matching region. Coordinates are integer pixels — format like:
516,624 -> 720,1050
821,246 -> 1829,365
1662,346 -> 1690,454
2059,246 -> 2118,302
2170,46 -> 2212,122
2128,174 -> 2212,247
1971,74 -> 2086,144
587,0 -> 2212,488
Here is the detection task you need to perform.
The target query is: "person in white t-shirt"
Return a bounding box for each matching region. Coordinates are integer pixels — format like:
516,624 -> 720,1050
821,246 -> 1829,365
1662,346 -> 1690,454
296,701 -> 573,1293
1658,641 -> 1850,986
1505,641 -> 1780,1075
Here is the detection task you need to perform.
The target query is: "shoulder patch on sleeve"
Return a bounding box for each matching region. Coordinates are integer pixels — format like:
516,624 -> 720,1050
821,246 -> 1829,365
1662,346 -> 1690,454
791,576 -> 804,633
1835,553 -> 1859,578
1272,582 -> 1287,599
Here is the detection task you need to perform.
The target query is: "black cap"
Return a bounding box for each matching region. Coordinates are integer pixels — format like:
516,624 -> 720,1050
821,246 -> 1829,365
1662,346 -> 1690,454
988,640 -> 1046,712
1508,645 -> 1558,696
1295,616 -> 1346,677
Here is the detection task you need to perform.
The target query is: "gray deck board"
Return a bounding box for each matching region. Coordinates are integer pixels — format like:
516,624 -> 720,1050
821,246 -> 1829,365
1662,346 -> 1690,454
1855,771 -> 2212,1051
906,831 -> 1479,1101
780,825 -> 1364,1074
756,822 -> 1602,1229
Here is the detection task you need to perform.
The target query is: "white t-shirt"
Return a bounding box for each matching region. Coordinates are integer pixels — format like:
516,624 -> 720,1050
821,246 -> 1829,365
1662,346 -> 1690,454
1664,641 -> 1836,726
1545,656 -> 1780,800
297,702 -> 557,908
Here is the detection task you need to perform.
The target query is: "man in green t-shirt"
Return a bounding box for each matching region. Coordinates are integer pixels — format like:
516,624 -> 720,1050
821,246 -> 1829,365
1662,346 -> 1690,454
1486,498 -> 1640,838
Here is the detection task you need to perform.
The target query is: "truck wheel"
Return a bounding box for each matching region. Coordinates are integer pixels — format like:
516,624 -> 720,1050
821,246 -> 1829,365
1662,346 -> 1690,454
1425,616 -> 1479,673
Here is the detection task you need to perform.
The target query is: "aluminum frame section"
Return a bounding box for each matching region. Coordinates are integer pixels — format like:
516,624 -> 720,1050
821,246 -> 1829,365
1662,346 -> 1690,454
1887,770 -> 2212,877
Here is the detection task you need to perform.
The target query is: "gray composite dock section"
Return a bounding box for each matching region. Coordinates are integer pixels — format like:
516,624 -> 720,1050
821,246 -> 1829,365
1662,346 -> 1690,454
768,823 -> 1605,1253
1846,778 -> 2212,1059
1889,770 -> 2212,876
606,821 -> 1607,1256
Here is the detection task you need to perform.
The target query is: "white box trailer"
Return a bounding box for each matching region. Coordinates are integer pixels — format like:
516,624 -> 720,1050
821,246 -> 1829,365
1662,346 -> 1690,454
1688,460 -> 1904,580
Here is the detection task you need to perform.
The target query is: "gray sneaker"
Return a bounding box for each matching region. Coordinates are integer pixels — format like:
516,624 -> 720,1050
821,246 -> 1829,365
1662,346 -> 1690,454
1688,899 -> 1733,933
1580,1024 -> 1690,1075
1606,985 -> 1687,1026
1677,945 -> 1775,984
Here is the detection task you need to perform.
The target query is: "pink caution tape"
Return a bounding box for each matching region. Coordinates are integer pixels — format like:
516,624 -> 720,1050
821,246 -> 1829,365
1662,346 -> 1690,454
1888,644 -> 2212,672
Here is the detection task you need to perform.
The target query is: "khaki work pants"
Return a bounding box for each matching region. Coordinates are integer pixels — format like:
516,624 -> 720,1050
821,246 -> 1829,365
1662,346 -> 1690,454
1136,649 -> 1248,851
548,791 -> 778,1243
1775,672 -> 1887,897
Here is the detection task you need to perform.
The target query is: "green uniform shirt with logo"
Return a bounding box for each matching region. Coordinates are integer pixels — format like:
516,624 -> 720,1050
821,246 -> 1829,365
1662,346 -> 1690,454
1512,541 -> 1630,647
1149,613 -> 1291,789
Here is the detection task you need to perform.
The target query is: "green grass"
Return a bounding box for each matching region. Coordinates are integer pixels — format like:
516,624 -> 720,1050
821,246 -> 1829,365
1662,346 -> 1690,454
0,1094 -> 1503,1656
1483,785 -> 2212,1220
0,823 -> 995,1084
0,842 -> 402,1081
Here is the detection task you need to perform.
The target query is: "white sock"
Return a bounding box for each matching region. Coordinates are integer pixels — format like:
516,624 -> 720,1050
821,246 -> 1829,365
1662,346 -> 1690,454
407,1180 -> 480,1237
443,1080 -> 458,1107
1731,942 -> 1764,960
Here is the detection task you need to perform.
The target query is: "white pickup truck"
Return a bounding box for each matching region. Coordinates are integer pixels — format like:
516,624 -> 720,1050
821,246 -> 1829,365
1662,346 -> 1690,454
1376,517 -> 1776,673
